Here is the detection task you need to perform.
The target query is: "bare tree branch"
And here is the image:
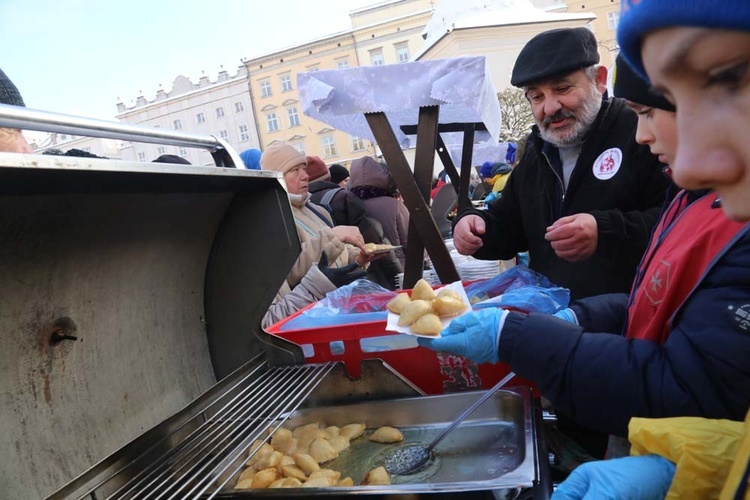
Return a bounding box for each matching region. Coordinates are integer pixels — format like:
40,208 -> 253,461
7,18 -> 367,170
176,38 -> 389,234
497,88 -> 535,143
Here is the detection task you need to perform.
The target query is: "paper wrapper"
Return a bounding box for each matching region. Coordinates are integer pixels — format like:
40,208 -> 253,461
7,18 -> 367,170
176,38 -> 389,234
385,281 -> 471,338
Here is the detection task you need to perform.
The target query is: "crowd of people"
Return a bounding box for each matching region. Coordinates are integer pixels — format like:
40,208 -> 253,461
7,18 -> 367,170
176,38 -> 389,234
2,1 -> 749,496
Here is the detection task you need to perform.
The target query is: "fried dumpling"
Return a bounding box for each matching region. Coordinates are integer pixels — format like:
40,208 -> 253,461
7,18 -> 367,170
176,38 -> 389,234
293,452 -> 320,475
255,450 -> 284,470
336,477 -> 354,487
303,476 -> 337,487
280,477 -> 303,488
327,435 -> 351,453
369,426 -> 404,443
411,279 -> 436,301
398,299 -> 432,326
279,463 -> 307,481
436,287 -> 462,301
251,468 -> 279,488
324,425 -> 340,436
309,437 -> 339,463
268,478 -> 287,488
236,467 -> 256,484
308,469 -> 342,482
432,296 -> 467,317
246,442 -> 274,467
235,477 -> 254,489
410,313 -> 442,336
387,293 -> 411,314
362,466 -> 391,485
339,423 -> 366,440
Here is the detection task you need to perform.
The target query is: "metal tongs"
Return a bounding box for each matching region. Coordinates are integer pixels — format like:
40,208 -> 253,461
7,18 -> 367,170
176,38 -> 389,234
383,371 -> 516,475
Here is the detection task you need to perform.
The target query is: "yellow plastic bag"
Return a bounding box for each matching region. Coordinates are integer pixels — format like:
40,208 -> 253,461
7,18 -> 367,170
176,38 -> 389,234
629,412 -> 747,499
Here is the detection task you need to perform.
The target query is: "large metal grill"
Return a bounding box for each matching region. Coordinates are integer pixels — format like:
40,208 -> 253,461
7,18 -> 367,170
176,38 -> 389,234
55,357 -> 335,500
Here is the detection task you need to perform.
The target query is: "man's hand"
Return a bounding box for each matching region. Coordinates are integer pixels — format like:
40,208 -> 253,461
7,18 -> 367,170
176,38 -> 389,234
453,215 -> 486,255
545,213 -> 598,262
552,455 -> 675,500
331,225 -> 366,252
417,308 -> 507,364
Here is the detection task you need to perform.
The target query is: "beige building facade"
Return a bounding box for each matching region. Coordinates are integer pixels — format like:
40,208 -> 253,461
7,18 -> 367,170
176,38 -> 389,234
243,0 -> 434,167
115,67 -> 259,166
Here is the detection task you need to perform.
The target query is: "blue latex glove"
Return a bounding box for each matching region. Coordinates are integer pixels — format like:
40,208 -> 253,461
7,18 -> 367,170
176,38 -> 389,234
552,455 -> 676,500
417,308 -> 507,364
484,191 -> 499,204
553,308 -> 578,324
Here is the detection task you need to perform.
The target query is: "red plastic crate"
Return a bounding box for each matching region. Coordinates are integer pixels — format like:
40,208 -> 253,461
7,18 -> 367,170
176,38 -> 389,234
265,294 -> 537,395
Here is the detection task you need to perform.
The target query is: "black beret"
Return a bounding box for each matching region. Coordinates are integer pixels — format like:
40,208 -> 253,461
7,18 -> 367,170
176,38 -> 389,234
613,54 -> 675,112
511,27 -> 600,87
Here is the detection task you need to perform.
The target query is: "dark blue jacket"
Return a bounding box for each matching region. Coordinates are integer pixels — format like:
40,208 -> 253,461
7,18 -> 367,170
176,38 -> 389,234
499,225 -> 750,436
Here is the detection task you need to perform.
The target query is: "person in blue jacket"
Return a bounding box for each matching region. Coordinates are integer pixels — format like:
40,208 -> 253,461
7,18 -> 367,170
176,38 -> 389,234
418,49 -> 750,443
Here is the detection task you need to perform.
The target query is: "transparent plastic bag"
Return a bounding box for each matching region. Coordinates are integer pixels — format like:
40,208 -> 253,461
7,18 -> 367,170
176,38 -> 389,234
307,279 -> 396,317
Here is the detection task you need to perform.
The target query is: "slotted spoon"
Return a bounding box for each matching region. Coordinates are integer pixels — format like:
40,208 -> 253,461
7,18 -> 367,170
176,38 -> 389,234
383,371 -> 516,475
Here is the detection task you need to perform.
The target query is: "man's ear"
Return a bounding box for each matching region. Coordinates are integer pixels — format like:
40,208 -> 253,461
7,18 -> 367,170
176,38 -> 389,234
595,65 -> 608,94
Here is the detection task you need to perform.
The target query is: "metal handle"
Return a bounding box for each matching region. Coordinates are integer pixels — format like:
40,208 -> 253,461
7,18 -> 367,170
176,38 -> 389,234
0,104 -> 242,168
426,371 -> 516,453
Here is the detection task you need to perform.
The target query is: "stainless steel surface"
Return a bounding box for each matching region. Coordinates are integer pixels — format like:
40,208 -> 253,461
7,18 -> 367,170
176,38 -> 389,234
0,104 -> 243,168
0,156 -> 301,499
384,371 -> 516,475
220,386 -> 537,496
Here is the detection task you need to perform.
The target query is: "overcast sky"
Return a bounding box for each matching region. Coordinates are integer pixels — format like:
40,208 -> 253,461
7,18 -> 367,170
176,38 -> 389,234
1,0 -> 374,120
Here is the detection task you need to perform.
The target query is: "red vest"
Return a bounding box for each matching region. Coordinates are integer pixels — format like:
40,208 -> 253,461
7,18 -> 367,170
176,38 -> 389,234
625,191 -> 746,344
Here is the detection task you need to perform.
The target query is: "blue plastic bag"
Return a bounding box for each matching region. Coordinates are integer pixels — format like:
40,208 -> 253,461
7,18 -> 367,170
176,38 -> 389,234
465,265 -> 569,314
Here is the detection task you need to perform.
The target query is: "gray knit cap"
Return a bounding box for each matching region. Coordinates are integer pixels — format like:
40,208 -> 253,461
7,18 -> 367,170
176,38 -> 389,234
0,68 -> 25,107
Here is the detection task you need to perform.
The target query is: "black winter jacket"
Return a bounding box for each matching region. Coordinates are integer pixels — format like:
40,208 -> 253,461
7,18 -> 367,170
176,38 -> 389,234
455,98 -> 672,299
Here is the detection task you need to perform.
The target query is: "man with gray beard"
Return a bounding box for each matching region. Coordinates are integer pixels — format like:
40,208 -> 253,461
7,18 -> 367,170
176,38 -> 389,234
453,27 -> 670,301
450,28 -> 671,460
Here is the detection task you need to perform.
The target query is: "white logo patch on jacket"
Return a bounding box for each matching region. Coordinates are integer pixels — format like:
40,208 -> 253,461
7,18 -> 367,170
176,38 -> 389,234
593,147 -> 623,180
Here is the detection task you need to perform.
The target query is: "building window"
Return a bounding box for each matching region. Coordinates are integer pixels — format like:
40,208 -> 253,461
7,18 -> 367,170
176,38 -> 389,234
266,113 -> 280,132
173,119 -> 182,130
234,101 -> 245,113
179,147 -> 188,157
306,64 -> 320,73
215,107 -> 225,119
280,74 -> 293,92
395,43 -> 410,63
370,49 -> 384,66
219,129 -> 229,141
607,11 -> 619,30
292,143 -> 305,154
287,107 -> 300,127
322,136 -> 338,157
260,78 -> 272,97
239,124 -> 250,141
336,57 -> 349,69
351,136 -> 366,152
157,146 -> 166,155
137,151 -> 146,161
197,112 -> 206,124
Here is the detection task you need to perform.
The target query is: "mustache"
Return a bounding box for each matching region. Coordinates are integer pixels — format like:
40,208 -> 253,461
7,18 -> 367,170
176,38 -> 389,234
543,109 -> 576,127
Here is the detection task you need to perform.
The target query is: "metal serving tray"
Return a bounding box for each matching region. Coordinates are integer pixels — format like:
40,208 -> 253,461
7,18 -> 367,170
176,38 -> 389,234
221,386 -> 538,496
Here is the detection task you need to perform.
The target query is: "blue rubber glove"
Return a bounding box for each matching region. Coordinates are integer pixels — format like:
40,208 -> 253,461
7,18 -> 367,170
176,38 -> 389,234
417,308 -> 507,364
553,308 -> 578,324
552,455 -> 676,500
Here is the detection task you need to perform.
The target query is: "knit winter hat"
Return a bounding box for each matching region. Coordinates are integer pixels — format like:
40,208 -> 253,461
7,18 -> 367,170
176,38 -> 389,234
0,68 -> 25,107
613,54 -> 675,112
479,161 -> 495,179
260,142 -> 307,174
329,164 -> 349,184
618,0 -> 750,80
306,155 -> 330,182
240,148 -> 261,170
